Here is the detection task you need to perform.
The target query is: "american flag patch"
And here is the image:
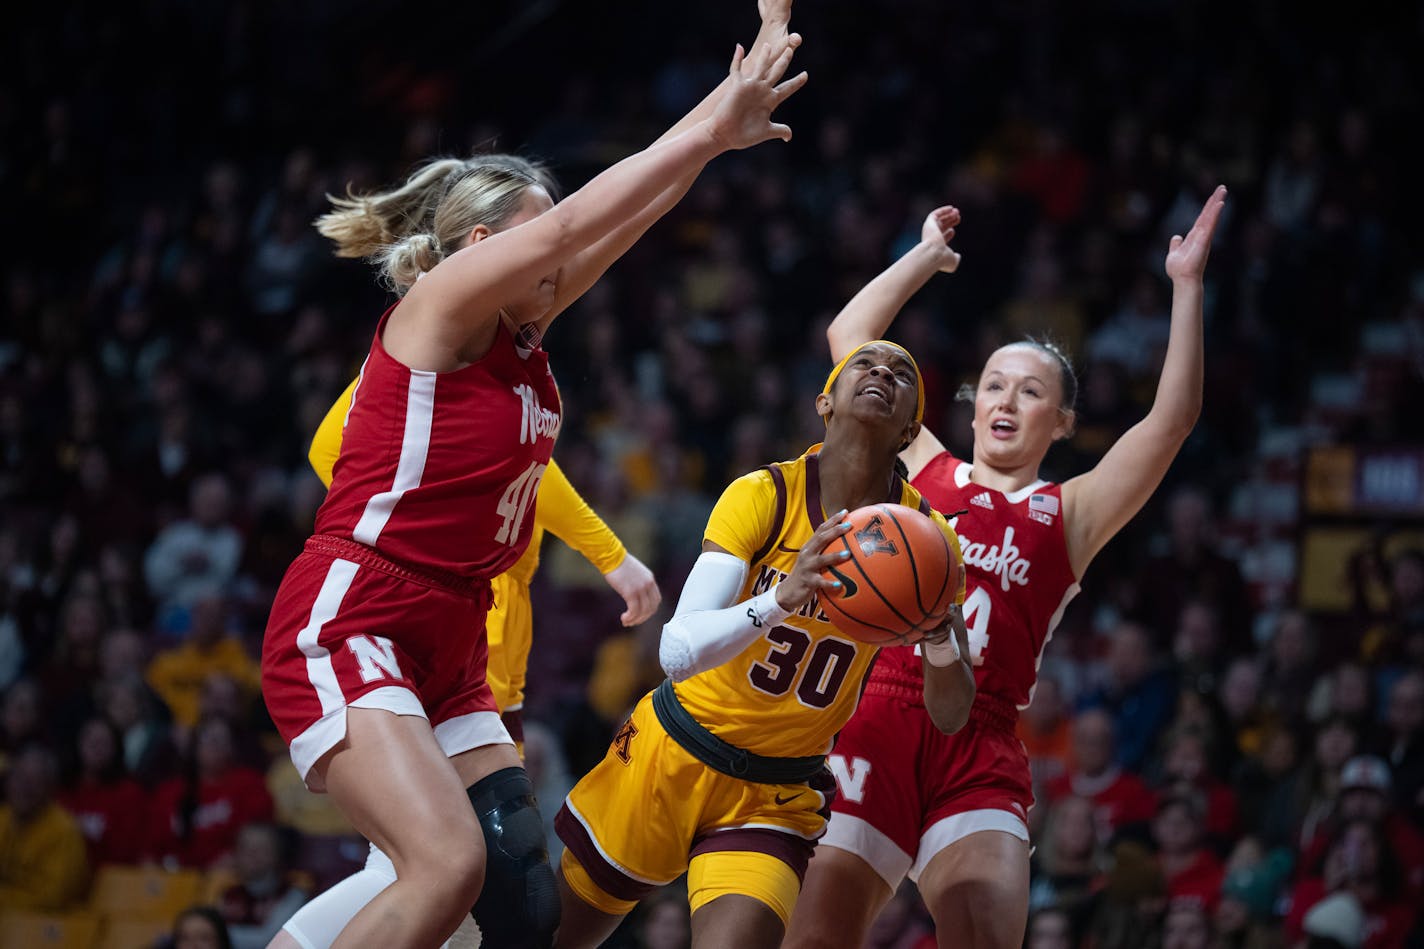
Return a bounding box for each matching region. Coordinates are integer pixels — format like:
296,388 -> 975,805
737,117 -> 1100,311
1029,493 -> 1059,515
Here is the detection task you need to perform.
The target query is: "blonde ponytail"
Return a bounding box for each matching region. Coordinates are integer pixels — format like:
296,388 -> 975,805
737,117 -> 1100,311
315,154 -> 559,295
315,158 -> 469,259
383,234 -> 445,294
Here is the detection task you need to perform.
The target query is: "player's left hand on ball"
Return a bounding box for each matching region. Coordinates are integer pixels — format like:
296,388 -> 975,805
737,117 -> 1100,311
921,605 -> 970,661
604,553 -> 661,627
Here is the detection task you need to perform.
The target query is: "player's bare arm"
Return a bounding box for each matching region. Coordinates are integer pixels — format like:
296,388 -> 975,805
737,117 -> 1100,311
543,1 -> 806,326
919,596 -> 975,734
1061,185 -> 1225,576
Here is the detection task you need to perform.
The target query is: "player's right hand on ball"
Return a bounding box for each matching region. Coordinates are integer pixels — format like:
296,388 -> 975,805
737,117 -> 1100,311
775,510 -> 854,613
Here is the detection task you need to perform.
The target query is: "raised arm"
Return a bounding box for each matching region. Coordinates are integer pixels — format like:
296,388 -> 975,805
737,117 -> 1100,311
826,205 -> 961,475
542,1 -> 802,325
390,38 -> 806,370
1061,185 -> 1227,578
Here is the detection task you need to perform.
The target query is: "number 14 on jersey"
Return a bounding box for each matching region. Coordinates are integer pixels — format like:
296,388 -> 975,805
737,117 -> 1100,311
917,585 -> 990,665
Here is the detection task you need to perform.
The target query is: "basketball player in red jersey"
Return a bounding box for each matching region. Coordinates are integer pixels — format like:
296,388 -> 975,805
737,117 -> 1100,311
259,21 -> 807,949
784,185 -> 1226,949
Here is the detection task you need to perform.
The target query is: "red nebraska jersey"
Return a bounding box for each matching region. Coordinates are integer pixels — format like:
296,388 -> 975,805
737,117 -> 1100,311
869,451 -> 1079,709
314,309 -> 561,579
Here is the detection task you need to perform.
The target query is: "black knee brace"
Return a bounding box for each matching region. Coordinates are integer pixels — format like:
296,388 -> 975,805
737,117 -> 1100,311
468,766 -> 561,949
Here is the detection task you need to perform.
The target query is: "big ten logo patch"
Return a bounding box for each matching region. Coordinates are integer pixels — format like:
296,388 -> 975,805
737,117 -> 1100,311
855,516 -> 898,557
613,719 -> 638,765
828,755 -> 873,804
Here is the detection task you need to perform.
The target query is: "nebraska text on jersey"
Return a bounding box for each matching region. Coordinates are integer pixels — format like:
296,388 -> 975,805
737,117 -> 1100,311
516,382 -> 562,445
954,524 -> 1031,592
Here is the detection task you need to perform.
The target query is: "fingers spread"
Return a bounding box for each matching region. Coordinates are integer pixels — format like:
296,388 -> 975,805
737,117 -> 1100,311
729,43 -> 746,76
774,71 -> 809,102
766,40 -> 798,84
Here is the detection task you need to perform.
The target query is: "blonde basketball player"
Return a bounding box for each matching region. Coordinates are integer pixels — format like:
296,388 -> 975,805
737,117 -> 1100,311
786,186 -> 1226,949
260,14 -> 806,949
307,374 -> 661,737
279,373 -> 658,949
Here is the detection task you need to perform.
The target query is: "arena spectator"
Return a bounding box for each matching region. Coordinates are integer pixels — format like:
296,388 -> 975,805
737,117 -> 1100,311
1160,898 -> 1211,949
1219,656 -> 1270,760
1158,725 -> 1240,848
1022,674 -> 1075,796
1260,610 -> 1320,728
1131,485 -> 1252,649
146,593 -> 261,730
1297,756 -> 1424,900
1151,791 -> 1225,913
1028,795 -> 1104,922
57,715 -> 146,866
99,672 -> 179,786
1026,906 -> 1076,949
1215,838 -> 1293,949
0,744 -> 90,911
143,473 -> 244,622
1371,671 -> 1424,820
216,822 -> 310,949
0,677 -> 47,770
1045,708 -> 1157,843
168,905 -> 235,949
1078,622 -> 1177,772
148,717 -> 273,868
1284,820 -> 1414,949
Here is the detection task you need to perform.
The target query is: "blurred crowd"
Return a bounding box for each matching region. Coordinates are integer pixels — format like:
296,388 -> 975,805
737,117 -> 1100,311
3,1 -> 1424,947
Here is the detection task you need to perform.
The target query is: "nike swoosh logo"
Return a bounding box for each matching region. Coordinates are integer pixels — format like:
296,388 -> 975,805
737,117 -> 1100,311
774,792 -> 804,805
826,564 -> 858,598
776,542 -> 802,554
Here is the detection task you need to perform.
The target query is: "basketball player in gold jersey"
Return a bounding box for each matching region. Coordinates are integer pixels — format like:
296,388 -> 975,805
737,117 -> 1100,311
552,341 -> 976,949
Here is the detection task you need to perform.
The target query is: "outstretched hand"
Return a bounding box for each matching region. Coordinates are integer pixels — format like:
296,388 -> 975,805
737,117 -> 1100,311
921,205 -> 962,275
1165,185 -> 1227,284
708,36 -> 808,151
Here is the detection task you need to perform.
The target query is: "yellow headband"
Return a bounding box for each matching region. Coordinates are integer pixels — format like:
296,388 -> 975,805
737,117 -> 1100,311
822,340 -> 925,425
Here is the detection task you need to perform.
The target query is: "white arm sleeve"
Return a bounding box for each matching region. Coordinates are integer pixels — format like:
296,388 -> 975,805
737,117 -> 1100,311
659,551 -> 792,682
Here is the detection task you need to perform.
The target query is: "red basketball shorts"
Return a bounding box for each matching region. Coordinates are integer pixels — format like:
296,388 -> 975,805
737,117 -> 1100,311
821,688 -> 1032,888
262,535 -> 510,789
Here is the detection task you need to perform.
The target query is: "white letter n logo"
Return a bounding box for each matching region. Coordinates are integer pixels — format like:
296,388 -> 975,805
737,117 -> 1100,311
347,635 -> 403,683
828,755 -> 872,804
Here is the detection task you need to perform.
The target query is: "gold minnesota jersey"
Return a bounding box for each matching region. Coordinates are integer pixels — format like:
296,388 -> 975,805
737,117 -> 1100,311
675,445 -> 962,759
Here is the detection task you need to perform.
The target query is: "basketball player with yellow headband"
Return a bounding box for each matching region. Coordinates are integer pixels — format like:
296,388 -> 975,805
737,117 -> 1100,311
551,341 -> 975,949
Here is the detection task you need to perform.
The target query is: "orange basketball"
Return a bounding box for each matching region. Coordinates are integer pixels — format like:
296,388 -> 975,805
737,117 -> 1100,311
819,503 -> 961,645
